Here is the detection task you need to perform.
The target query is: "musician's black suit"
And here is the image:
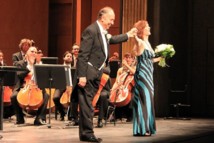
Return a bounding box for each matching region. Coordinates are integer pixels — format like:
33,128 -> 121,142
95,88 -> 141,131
76,21 -> 128,139
12,51 -> 24,66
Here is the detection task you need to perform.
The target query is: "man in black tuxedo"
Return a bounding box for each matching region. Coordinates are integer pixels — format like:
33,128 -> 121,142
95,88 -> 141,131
76,6 -> 137,142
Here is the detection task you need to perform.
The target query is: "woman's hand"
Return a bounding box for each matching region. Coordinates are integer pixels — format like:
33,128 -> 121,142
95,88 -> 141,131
153,56 -> 163,63
134,35 -> 142,47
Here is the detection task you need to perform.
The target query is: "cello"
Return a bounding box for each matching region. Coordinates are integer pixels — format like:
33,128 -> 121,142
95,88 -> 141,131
109,71 -> 135,107
60,86 -> 72,108
45,88 -> 56,109
17,74 -> 43,110
3,86 -> 13,106
77,72 -> 110,113
3,86 -> 15,118
92,73 -> 109,108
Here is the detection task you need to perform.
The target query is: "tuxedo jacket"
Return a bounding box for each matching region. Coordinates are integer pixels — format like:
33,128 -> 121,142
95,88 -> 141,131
12,51 -> 24,66
77,21 -> 128,80
13,60 -> 29,92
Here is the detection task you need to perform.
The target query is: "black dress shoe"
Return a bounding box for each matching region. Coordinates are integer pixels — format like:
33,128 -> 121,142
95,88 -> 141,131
15,120 -> 25,125
126,118 -> 132,122
97,120 -> 103,128
60,116 -> 65,121
70,119 -> 79,126
73,121 -> 79,126
80,136 -> 102,142
34,118 -> 46,126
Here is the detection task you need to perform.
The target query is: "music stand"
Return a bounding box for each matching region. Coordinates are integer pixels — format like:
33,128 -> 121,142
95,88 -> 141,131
41,57 -> 58,64
0,66 -> 26,138
33,64 -> 72,128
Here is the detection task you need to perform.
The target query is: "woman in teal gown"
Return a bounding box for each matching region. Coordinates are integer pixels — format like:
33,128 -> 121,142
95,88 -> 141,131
132,20 -> 161,136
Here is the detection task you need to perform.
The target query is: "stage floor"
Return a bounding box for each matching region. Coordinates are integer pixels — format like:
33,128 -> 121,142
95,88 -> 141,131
1,115 -> 214,143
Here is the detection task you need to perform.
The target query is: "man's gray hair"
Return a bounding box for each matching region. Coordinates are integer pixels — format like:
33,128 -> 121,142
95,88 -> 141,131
97,6 -> 114,19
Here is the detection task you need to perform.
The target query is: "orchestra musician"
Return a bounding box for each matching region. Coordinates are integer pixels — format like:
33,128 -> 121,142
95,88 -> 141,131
10,46 -> 49,125
0,50 -> 6,66
67,43 -> 80,126
110,52 -> 136,122
71,43 -> 80,67
96,66 -> 111,128
53,51 -> 73,121
35,49 -> 43,64
109,52 -> 120,62
12,38 -> 32,66
0,50 -> 15,119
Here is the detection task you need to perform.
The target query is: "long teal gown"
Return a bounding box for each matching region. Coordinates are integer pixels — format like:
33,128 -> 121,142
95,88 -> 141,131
133,45 -> 156,136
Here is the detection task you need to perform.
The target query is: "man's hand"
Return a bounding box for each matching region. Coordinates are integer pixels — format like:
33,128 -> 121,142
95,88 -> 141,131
78,77 -> 87,88
127,27 -> 138,38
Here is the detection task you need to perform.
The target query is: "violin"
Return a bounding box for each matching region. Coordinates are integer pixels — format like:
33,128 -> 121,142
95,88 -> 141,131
17,74 -> 43,110
109,71 -> 135,107
60,86 -> 72,108
92,73 -> 109,107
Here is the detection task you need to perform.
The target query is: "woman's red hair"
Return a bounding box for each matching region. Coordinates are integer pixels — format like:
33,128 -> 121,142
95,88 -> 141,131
133,20 -> 148,39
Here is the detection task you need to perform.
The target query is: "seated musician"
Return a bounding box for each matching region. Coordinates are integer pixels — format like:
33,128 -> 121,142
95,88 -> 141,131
1,50 -> 15,119
53,51 -> 73,121
66,43 -> 80,126
0,50 -> 6,66
12,38 -> 32,66
35,49 -> 43,64
96,66 -> 111,128
10,46 -> 49,125
67,72 -> 79,125
110,52 -> 136,122
109,52 -> 119,62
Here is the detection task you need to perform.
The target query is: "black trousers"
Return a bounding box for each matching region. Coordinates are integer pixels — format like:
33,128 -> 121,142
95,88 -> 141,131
97,90 -> 109,120
78,78 -> 100,138
53,89 -> 66,118
69,85 -> 79,122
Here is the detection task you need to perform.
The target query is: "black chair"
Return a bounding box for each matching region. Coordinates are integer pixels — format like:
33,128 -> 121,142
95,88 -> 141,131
165,84 -> 191,120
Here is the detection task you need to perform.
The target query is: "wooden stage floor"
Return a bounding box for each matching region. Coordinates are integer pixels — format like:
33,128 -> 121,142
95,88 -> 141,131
1,115 -> 214,143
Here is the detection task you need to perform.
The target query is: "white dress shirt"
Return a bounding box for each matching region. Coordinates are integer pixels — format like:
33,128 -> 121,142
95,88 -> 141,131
96,20 -> 108,70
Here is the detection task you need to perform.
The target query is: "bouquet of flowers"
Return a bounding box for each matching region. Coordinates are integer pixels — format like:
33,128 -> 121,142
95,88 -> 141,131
155,44 -> 175,67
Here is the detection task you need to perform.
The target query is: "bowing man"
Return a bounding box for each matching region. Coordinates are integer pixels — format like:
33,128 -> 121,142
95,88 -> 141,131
76,6 -> 137,142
